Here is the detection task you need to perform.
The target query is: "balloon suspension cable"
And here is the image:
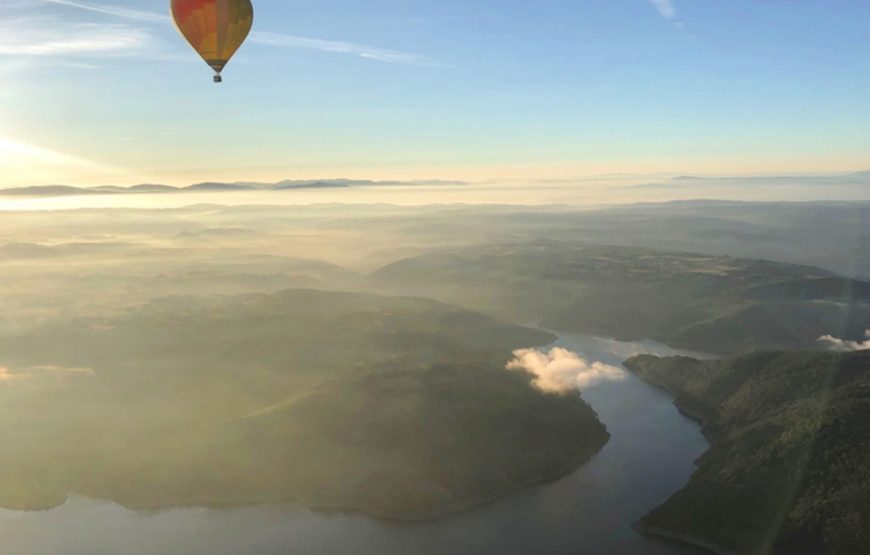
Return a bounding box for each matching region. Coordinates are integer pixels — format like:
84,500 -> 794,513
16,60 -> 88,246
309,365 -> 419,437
213,72 -> 223,83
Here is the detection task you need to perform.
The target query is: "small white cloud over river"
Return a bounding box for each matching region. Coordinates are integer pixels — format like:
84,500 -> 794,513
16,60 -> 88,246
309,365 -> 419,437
818,330 -> 870,352
506,347 -> 625,394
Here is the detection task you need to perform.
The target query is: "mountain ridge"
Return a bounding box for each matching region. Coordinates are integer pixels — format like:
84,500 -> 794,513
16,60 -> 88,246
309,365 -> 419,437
0,179 -> 468,197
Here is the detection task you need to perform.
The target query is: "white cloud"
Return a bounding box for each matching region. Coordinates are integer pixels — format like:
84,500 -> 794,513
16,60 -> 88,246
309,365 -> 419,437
250,32 -> 433,66
817,330 -> 870,352
39,0 -> 170,23
506,347 -> 625,394
649,0 -> 677,20
0,20 -> 149,57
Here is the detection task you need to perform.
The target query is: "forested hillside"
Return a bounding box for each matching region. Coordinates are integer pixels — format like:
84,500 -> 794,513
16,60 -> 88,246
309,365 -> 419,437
625,351 -> 870,555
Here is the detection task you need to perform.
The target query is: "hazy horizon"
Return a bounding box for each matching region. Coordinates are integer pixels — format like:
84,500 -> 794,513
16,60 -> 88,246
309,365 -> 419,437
2,172 -> 869,211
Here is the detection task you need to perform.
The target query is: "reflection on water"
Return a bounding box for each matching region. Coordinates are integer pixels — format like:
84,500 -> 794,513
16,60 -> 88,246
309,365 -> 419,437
0,332 -> 710,555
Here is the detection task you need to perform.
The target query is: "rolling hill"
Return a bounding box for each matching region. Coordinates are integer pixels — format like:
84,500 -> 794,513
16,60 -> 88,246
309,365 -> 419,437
624,351 -> 870,555
0,289 -> 608,520
370,243 -> 870,354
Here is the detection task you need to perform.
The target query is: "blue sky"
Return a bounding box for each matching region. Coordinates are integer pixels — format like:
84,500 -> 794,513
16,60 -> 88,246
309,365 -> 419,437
1,0 -> 869,186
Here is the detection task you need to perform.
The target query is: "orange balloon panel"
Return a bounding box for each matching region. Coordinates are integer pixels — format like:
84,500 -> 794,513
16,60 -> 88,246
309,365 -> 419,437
171,0 -> 254,74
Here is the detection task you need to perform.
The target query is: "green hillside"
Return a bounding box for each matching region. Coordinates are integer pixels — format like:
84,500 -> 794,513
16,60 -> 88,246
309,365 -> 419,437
371,243 -> 870,354
0,289 -> 609,520
624,351 -> 870,555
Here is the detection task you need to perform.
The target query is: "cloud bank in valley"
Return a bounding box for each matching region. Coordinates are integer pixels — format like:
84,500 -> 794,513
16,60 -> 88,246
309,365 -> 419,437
0,364 -> 95,383
817,330 -> 870,352
506,347 -> 625,394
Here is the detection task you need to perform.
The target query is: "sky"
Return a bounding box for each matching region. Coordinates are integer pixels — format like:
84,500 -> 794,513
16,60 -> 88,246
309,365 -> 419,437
0,0 -> 869,187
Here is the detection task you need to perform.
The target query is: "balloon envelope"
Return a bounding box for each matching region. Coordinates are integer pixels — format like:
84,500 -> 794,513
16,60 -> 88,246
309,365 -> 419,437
171,0 -> 254,78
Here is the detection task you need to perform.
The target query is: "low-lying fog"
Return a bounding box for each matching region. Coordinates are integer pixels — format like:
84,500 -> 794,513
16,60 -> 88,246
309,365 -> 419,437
2,171 -> 870,212
0,195 -> 867,555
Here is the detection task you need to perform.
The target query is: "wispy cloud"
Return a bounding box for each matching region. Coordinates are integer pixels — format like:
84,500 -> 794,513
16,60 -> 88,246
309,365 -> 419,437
0,135 -> 128,181
35,0 -> 434,66
0,364 -> 95,384
250,32 -> 433,66
0,136 -> 99,166
649,0 -> 677,21
0,59 -> 101,80
818,330 -> 870,352
0,18 -> 150,57
39,0 -> 170,23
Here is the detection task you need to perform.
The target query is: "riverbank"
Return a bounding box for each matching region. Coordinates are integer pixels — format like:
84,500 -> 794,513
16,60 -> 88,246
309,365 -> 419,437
26,430 -> 609,524
633,524 -> 737,555
624,351 -> 870,555
624,366 -> 719,438
623,357 -> 732,555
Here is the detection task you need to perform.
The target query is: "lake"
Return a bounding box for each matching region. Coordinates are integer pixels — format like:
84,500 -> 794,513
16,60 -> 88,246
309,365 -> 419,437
0,332 -> 711,555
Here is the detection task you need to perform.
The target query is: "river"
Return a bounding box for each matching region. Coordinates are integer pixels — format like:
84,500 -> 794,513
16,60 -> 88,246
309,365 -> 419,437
0,332 -> 711,555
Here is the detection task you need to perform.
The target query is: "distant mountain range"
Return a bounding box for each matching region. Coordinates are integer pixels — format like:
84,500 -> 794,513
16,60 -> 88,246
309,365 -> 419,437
0,179 -> 467,197
625,170 -> 870,190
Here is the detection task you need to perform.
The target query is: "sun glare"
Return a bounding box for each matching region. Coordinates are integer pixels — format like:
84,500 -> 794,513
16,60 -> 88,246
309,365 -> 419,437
0,136 -> 130,187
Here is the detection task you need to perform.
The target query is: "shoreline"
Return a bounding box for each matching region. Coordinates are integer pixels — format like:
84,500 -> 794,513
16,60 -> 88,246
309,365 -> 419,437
0,434 -> 610,524
625,362 -> 734,555
633,523 -> 737,555
3,329 -> 614,524
629,371 -> 710,426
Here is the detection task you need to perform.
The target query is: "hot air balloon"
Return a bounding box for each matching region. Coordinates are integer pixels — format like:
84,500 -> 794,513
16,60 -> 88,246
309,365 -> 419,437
171,0 -> 254,83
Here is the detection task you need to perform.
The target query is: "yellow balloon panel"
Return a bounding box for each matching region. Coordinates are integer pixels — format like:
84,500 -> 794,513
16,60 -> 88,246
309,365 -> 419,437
171,0 -> 254,73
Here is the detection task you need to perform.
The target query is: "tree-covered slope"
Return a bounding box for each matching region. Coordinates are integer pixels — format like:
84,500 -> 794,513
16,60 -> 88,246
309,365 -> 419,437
370,243 -> 870,354
0,289 -> 609,520
624,351 -> 870,555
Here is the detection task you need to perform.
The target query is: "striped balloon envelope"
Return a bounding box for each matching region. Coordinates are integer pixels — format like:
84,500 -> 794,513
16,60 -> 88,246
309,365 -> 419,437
171,0 -> 254,82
